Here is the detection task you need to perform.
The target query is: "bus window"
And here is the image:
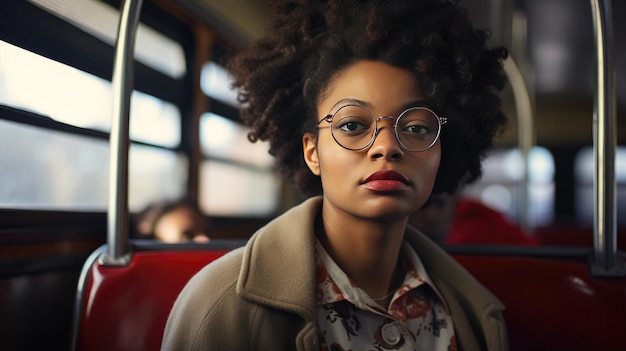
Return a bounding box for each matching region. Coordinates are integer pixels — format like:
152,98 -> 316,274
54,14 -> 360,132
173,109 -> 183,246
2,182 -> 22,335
575,146 -> 626,226
463,146 -> 556,227
199,158 -> 279,216
0,0 -> 190,211
201,62 -> 239,107
198,62 -> 280,217
28,0 -> 186,79
0,41 -> 181,147
0,118 -> 109,210
129,145 -> 187,211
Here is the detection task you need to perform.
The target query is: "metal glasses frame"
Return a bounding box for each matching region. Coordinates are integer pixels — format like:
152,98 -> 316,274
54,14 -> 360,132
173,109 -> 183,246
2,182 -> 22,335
317,104 -> 447,152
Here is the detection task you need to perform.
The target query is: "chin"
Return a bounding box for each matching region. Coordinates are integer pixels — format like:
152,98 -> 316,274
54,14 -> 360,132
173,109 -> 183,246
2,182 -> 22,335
358,205 -> 413,222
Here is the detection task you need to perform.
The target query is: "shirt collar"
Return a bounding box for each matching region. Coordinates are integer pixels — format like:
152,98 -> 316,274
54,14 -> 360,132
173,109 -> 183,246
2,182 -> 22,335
314,238 -> 451,313
400,241 -> 451,313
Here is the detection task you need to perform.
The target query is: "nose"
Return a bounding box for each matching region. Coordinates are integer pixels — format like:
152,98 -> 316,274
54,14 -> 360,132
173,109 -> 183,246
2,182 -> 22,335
368,117 -> 404,160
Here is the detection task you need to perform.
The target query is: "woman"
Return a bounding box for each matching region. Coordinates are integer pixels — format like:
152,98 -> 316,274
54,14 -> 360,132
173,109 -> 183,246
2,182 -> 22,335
162,0 -> 509,350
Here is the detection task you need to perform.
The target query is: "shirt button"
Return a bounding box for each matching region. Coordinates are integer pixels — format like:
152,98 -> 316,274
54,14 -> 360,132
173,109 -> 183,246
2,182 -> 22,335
382,323 -> 401,346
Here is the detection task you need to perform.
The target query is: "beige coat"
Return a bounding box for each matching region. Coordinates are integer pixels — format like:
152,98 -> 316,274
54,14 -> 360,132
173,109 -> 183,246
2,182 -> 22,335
162,197 -> 508,350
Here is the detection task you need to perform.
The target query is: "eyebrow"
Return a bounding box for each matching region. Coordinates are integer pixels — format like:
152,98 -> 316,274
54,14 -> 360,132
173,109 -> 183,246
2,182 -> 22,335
329,98 -> 433,113
329,98 -> 370,111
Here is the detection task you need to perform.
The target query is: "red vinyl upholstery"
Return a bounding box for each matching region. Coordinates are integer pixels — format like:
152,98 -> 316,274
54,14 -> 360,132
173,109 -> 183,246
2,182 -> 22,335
535,226 -> 626,250
73,246 -> 232,351
73,245 -> 626,351
455,254 -> 626,350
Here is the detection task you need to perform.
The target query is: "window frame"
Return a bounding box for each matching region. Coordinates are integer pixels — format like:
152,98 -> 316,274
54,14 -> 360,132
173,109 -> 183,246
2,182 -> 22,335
0,0 -> 195,214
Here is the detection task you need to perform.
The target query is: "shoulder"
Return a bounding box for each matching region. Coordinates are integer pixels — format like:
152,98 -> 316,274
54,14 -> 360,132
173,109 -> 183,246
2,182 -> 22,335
162,247 -> 254,350
162,198 -> 322,350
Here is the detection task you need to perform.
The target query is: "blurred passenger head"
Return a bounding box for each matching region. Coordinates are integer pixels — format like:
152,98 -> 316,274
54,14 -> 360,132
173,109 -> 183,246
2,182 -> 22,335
135,197 -> 211,243
410,192 -> 541,246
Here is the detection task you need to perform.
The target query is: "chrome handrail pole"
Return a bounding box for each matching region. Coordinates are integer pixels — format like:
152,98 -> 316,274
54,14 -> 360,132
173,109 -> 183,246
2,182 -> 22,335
503,56 -> 535,233
590,0 -> 624,276
103,0 -> 144,265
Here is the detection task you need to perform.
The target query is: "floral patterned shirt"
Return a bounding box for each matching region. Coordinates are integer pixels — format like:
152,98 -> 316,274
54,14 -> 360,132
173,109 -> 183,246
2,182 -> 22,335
315,240 -> 457,351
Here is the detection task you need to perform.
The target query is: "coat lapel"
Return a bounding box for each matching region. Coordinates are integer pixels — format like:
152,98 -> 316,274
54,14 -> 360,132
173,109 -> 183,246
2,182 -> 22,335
405,226 -> 507,350
236,197 -> 322,322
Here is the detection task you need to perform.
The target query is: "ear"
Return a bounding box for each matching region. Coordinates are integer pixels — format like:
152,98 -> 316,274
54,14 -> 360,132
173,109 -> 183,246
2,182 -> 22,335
302,132 -> 320,176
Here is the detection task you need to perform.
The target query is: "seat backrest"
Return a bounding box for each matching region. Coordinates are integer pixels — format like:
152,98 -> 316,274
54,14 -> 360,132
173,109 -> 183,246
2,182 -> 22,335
74,243 -> 625,351
453,252 -> 626,350
535,226 -> 626,250
73,243 -> 238,351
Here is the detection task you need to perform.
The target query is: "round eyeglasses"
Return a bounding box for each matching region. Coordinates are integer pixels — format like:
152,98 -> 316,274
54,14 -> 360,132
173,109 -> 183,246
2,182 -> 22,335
317,104 -> 447,152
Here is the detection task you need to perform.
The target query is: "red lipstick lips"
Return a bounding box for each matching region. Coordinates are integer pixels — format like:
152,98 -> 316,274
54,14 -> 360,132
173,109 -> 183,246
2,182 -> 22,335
362,170 -> 410,192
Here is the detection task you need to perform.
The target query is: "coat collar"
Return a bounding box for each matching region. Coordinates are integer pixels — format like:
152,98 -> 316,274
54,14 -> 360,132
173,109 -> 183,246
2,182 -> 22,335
236,197 -> 322,322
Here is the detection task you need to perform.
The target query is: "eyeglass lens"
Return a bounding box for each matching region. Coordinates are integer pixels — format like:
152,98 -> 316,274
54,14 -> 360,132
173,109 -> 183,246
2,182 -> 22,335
329,105 -> 442,151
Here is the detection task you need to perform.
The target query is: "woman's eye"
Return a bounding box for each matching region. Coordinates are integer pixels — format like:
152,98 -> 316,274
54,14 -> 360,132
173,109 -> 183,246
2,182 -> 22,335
405,124 -> 430,135
335,116 -> 371,134
339,121 -> 365,132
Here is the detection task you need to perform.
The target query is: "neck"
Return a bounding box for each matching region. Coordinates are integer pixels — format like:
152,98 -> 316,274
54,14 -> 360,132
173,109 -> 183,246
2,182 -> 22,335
316,204 -> 407,302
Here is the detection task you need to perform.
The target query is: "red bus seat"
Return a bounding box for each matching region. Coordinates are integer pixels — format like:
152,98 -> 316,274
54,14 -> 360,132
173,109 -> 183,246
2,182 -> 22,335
453,249 -> 626,350
535,225 -> 626,251
72,241 -> 241,351
73,243 -> 625,351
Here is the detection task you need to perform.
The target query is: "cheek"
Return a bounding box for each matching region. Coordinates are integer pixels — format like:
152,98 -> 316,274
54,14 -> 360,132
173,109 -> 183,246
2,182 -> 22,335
316,139 -> 360,181
430,153 -> 442,176
316,135 -> 351,166
417,151 -> 441,186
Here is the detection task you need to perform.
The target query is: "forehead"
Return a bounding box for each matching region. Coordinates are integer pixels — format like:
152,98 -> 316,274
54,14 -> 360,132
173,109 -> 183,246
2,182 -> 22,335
159,206 -> 200,224
319,60 -> 425,114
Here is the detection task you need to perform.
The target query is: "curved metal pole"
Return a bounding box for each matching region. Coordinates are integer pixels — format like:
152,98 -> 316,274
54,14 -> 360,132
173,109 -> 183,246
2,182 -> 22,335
589,0 -> 625,276
102,0 -> 144,265
503,56 -> 535,233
